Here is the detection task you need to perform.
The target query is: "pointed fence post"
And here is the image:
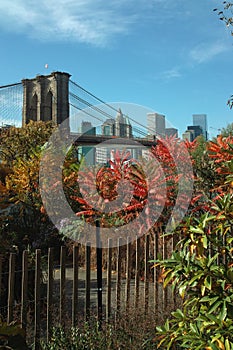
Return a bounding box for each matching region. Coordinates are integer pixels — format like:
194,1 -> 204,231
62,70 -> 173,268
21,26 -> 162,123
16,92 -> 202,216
7,253 -> 15,324
21,250 -> 28,331
34,249 -> 41,350
96,220 -> 102,326
85,242 -> 91,321
47,248 -> 54,342
72,245 -> 79,327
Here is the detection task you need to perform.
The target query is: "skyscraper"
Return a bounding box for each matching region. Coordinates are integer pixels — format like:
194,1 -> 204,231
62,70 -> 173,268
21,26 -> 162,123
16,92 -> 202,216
192,114 -> 208,140
80,121 -> 96,135
182,125 -> 203,141
165,128 -> 178,138
79,121 -> 96,165
147,113 -> 165,138
101,109 -> 132,138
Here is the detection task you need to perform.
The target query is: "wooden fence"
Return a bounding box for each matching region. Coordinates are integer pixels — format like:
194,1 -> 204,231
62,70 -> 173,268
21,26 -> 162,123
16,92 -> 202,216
0,231 -> 177,348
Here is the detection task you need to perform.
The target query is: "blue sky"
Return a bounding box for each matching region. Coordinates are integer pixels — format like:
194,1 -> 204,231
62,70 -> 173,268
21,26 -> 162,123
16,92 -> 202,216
0,0 -> 232,138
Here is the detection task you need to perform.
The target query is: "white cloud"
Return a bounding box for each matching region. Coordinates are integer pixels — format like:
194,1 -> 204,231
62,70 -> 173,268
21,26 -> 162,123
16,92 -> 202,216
0,0 -> 193,46
157,68 -> 182,81
0,0 -> 150,46
190,41 -> 230,64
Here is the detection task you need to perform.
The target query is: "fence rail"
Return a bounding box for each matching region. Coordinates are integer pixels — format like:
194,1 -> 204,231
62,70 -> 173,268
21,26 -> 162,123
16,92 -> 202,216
0,230 -> 177,348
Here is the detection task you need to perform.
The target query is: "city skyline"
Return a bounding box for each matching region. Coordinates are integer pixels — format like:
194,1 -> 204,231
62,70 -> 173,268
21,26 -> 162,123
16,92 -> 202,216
0,80 -> 210,140
0,0 -> 232,138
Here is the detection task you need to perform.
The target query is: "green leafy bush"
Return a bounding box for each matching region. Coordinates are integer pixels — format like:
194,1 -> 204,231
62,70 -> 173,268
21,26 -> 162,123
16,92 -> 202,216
41,316 -> 157,350
154,198 -> 233,349
154,136 -> 233,349
41,323 -> 114,350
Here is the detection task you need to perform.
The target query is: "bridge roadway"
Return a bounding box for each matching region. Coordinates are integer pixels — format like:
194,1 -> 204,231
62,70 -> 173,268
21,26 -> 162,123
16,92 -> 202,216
71,133 -> 156,147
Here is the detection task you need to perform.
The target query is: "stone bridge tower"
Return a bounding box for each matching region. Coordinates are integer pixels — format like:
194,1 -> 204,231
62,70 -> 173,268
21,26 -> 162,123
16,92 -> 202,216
22,71 -> 71,128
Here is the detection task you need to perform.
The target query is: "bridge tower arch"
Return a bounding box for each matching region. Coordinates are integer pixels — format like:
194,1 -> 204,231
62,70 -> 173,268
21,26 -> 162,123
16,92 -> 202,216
22,71 -> 71,128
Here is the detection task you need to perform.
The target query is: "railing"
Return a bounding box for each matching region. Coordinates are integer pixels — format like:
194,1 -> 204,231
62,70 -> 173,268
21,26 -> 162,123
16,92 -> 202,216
0,230 -> 177,348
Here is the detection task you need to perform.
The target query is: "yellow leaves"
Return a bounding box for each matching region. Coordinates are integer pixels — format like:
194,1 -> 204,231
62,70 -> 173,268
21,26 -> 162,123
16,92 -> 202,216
0,121 -> 54,166
4,155 -> 41,206
190,243 -> 196,254
189,233 -> 207,257
209,330 -> 233,349
179,284 -> 186,299
213,338 -> 225,350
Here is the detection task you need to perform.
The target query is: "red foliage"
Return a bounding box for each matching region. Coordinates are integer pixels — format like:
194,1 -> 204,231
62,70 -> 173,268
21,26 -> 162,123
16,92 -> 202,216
208,135 -> 233,175
73,150 -> 149,228
72,137 -> 194,231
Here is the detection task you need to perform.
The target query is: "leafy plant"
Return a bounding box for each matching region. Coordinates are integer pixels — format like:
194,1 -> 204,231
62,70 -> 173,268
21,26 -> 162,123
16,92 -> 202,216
0,121 -> 64,254
0,121 -> 55,165
41,323 -> 114,350
41,316 -> 157,350
71,149 -> 149,228
0,320 -> 29,350
153,135 -> 233,349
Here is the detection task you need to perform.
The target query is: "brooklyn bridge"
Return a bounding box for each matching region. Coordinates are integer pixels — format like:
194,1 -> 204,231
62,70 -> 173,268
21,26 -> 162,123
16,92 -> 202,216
0,71 -> 156,142
0,71 -> 159,166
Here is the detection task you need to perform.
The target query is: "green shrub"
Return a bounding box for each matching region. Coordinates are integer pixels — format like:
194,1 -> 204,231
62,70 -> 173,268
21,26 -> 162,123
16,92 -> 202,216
41,323 -> 114,350
154,194 -> 233,349
41,315 -> 157,350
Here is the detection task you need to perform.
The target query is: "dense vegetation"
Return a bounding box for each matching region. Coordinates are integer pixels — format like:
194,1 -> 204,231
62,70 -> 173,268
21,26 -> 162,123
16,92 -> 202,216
154,133 -> 233,349
0,121 -> 74,256
1,120 -> 233,349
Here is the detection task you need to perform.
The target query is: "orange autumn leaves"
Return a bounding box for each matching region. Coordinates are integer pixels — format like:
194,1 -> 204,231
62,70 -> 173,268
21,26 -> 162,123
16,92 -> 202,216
71,150 -> 149,228
208,135 -> 233,193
